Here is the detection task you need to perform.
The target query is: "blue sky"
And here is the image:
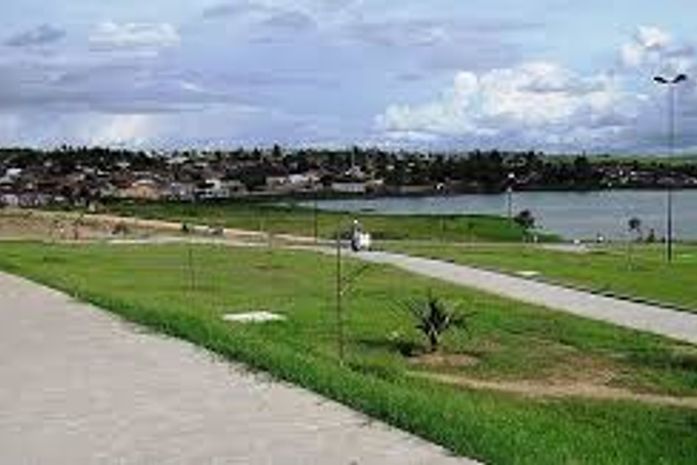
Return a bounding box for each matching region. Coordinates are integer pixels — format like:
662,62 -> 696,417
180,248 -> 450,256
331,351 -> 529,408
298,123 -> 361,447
1,0 -> 696,153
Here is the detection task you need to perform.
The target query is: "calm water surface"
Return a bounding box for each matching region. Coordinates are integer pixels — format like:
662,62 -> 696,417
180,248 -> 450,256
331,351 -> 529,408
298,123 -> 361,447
307,190 -> 697,240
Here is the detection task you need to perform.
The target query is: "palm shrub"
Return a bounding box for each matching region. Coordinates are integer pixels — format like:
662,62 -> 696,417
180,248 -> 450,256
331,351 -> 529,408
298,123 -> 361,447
404,292 -> 470,353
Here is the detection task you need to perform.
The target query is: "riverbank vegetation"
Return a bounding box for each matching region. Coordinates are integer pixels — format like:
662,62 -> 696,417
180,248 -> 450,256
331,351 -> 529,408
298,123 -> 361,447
101,199 -> 553,242
1,242 -> 696,465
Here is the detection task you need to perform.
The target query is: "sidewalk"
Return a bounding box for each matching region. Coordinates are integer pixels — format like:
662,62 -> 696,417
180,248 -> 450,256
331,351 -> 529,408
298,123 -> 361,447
356,250 -> 697,345
0,271 -> 478,465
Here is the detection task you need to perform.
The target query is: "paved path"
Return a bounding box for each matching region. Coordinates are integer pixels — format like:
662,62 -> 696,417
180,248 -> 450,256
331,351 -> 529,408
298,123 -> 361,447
356,251 -> 697,345
0,272 -> 478,465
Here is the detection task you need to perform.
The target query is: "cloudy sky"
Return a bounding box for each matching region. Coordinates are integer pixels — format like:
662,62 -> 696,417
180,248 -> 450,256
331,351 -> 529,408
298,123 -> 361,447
1,0 -> 696,153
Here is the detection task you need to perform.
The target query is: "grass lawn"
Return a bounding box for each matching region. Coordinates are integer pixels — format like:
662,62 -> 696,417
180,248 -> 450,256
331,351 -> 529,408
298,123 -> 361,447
382,242 -> 697,313
99,198 -> 556,243
0,242 -> 696,464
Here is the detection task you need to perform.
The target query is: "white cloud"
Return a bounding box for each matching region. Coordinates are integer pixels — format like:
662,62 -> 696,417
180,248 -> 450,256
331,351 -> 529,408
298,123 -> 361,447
4,24 -> 66,48
637,26 -> 671,50
378,26 -> 697,152
0,114 -> 20,144
621,43 -> 644,68
90,22 -> 180,51
0,112 -> 157,147
620,26 -> 668,69
620,25 -> 694,73
378,61 -> 636,147
202,1 -> 264,19
86,114 -> 155,146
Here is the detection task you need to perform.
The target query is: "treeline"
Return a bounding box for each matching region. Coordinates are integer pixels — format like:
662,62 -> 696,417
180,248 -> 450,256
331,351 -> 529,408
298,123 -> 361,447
1,145 -> 697,192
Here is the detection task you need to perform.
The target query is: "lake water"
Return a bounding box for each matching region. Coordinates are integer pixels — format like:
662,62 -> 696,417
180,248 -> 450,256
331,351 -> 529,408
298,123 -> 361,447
307,190 -> 697,240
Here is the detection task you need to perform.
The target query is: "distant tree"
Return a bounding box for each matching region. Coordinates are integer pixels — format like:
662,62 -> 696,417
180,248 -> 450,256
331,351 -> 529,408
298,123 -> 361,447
514,209 -> 536,231
628,217 -> 642,240
386,160 -> 407,186
272,144 -> 283,159
573,155 -> 593,183
646,228 -> 657,243
236,165 -> 268,191
627,216 -> 643,270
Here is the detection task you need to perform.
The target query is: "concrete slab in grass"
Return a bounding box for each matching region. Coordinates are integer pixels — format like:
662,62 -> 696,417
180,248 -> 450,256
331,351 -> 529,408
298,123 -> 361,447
223,311 -> 286,323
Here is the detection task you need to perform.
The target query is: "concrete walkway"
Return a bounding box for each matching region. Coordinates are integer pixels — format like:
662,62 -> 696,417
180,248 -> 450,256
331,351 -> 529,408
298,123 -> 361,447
0,272 -> 478,465
356,251 -> 697,345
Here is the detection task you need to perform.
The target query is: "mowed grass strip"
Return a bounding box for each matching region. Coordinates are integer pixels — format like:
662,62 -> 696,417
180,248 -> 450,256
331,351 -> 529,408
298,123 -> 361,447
382,242 -> 697,313
100,198 -> 553,242
0,242 -> 696,465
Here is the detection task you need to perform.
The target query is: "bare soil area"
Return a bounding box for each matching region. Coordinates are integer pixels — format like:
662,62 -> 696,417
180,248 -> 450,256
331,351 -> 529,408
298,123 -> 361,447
0,208 -> 313,246
411,371 -> 697,409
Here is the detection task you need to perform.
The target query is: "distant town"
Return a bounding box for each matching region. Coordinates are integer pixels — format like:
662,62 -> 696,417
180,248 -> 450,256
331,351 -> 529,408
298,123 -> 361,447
1,146 -> 696,208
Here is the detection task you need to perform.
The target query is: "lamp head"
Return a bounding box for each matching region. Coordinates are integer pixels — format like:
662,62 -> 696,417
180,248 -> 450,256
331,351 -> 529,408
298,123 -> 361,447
654,76 -> 669,84
674,74 -> 688,83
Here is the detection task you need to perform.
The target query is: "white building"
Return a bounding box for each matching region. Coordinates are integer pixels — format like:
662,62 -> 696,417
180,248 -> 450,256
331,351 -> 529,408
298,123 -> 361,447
331,182 -> 367,194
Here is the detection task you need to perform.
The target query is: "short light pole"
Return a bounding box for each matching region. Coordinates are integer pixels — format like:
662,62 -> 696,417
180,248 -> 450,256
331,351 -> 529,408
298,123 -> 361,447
312,182 -> 319,244
506,172 -> 515,224
654,73 -> 688,263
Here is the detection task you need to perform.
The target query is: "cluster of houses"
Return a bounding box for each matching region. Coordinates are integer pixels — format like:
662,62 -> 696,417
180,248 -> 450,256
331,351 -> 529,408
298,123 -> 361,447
2,147 -> 697,208
0,152 -> 390,207
601,165 -> 697,189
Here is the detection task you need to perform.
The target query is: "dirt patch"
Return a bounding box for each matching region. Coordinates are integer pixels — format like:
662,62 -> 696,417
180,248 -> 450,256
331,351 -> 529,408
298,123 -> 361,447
0,209 -> 288,253
0,209 -> 152,241
546,354 -> 618,385
1,209 -> 314,247
408,352 -> 480,368
411,371 -> 697,409
0,210 -> 61,239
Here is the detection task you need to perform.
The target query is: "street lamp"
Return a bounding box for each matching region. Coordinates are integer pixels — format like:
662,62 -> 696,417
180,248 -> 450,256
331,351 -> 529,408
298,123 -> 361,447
654,73 -> 688,263
506,172 -> 516,223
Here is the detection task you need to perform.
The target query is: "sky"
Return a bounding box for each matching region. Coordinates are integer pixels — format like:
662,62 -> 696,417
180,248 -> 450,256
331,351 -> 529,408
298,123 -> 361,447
1,0 -> 696,153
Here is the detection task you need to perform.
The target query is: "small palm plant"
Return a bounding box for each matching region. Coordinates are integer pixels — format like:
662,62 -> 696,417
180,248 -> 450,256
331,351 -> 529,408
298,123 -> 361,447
404,292 -> 470,353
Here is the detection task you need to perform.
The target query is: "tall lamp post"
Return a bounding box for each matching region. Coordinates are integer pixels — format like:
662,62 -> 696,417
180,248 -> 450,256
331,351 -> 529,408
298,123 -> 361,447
654,73 -> 688,263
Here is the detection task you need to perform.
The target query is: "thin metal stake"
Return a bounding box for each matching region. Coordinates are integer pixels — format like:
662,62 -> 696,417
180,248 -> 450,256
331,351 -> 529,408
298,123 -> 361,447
335,231 -> 344,362
187,242 -> 196,293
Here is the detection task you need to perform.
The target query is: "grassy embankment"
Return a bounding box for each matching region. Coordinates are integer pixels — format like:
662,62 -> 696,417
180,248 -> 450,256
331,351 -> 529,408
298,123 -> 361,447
382,242 -> 697,313
100,199 -> 556,242
105,198 -> 697,312
0,242 -> 696,465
